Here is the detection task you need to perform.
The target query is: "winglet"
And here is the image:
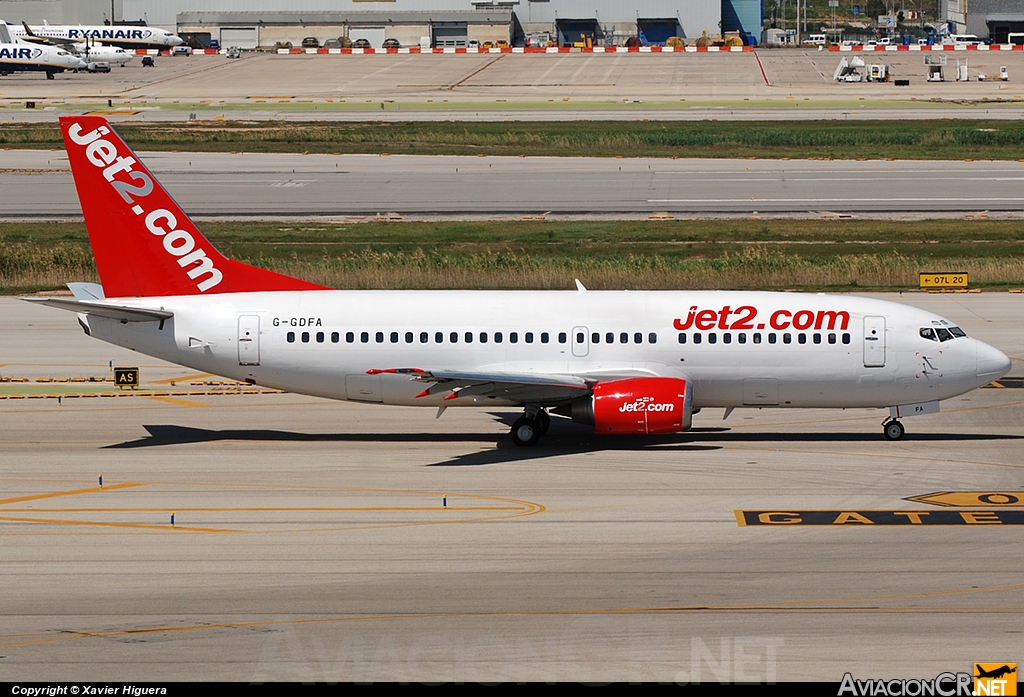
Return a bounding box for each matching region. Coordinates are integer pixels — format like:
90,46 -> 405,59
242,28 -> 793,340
59,116 -> 329,298
575,278 -> 587,292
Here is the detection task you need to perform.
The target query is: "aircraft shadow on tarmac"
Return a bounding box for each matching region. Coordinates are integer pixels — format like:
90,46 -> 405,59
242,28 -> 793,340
103,415 -> 1021,467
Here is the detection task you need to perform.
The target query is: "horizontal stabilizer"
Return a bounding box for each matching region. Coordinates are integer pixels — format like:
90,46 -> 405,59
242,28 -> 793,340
21,297 -> 173,322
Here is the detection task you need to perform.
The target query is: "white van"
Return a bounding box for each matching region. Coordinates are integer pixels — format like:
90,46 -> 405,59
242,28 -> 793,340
946,34 -> 982,46
802,34 -> 827,46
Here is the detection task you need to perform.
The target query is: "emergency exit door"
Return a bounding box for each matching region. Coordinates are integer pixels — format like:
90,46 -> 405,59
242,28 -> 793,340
238,315 -> 260,365
863,316 -> 886,367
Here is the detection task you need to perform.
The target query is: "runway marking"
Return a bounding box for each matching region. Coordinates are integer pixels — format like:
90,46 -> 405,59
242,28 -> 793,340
145,395 -> 210,408
0,482 -> 145,506
3,582 -> 1022,649
0,480 -> 544,534
0,515 -> 237,533
150,372 -> 213,385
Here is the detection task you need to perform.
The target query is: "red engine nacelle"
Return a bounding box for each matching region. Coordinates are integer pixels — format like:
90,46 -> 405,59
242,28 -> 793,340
557,377 -> 693,435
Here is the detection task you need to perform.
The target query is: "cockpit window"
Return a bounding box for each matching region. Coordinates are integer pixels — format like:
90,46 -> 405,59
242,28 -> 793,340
923,325 -> 967,342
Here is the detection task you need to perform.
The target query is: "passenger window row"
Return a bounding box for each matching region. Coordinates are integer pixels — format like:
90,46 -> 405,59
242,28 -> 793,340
678,331 -> 851,346
286,330 -> 555,345
285,330 -> 659,345
587,332 -> 658,345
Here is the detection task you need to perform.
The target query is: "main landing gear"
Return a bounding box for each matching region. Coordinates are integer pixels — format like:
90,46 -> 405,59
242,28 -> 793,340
883,418 -> 905,441
510,407 -> 550,447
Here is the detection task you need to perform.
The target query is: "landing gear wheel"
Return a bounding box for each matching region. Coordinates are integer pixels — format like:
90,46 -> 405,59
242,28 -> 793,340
511,416 -> 542,447
883,420 -> 905,441
535,409 -> 551,435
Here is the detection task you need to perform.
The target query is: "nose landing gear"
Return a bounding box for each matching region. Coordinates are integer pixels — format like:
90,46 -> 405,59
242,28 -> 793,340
883,419 -> 905,441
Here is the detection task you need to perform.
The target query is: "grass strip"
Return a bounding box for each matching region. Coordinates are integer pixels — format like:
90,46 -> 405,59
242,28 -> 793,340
5,119 -> 1024,159
3,219 -> 1022,293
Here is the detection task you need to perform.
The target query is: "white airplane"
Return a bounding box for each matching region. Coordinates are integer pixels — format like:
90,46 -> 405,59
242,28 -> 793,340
0,22 -> 85,77
8,21 -> 182,51
18,23 -> 133,66
24,116 -> 1012,446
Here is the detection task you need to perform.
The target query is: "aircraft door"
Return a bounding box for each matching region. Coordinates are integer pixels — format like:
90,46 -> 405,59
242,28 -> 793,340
863,316 -> 886,367
572,326 -> 589,357
238,315 -> 260,366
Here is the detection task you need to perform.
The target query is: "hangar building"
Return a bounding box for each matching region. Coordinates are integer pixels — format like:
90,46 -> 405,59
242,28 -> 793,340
1,1 -> 763,48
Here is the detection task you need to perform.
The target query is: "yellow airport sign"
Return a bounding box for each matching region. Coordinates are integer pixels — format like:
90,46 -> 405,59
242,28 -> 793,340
114,367 -> 139,387
905,491 -> 1024,507
919,272 -> 968,288
735,510 -> 1024,525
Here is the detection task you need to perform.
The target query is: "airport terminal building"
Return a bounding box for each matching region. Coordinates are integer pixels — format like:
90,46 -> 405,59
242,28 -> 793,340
2,1 -> 763,48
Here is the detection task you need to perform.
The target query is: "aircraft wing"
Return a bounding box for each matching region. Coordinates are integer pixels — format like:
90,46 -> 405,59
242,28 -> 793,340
20,297 -> 173,323
367,367 -> 591,404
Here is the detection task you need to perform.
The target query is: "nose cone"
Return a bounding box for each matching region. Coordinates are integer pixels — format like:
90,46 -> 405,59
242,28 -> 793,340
976,340 -> 1012,386
167,34 -> 184,46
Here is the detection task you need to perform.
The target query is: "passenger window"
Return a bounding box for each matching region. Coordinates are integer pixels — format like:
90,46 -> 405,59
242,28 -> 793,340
648,333 -> 657,344
540,332 -> 549,344
708,332 -> 717,344
605,332 -> 614,344
364,332 -> 372,343
592,333 -> 600,344
526,332 -> 534,343
634,332 -> 642,344
494,332 -> 503,343
480,332 -> 488,343
510,332 -> 518,344
420,332 -> 428,344
783,333 -> 791,344
723,333 -> 732,344
465,332 -> 473,343
316,332 -> 324,343
753,333 -> 761,344
390,332 -> 399,343
450,332 -> 459,343
621,332 -> 629,344
558,332 -> 566,344
576,332 -> 585,344
374,331 -> 383,343
798,334 -> 807,345
405,332 -> 414,343
331,332 -> 339,343
828,333 -> 836,344
346,331 -> 354,343
693,333 -> 702,344
842,333 -> 851,344
813,333 -> 821,344
768,333 -> 777,344
738,333 -> 747,344
301,332 -> 310,343
287,331 -> 295,343
435,332 -> 443,343
678,332 -> 687,344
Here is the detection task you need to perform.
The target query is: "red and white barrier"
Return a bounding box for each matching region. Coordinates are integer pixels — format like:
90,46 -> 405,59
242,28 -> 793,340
830,44 -> 1024,52
273,45 -> 755,56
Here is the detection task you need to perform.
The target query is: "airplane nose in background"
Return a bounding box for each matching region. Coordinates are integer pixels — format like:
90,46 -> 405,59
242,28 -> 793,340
977,340 -> 1012,385
169,35 -> 183,46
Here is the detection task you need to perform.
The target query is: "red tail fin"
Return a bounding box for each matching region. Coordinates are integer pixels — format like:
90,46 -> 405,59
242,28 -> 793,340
60,116 -> 328,297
